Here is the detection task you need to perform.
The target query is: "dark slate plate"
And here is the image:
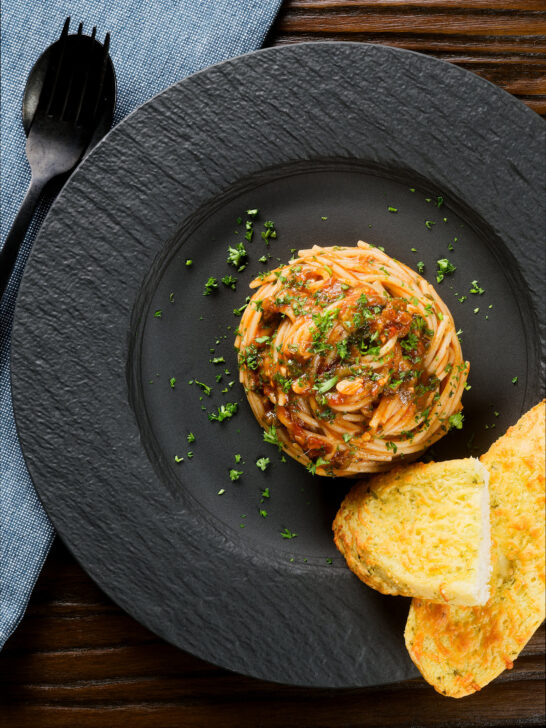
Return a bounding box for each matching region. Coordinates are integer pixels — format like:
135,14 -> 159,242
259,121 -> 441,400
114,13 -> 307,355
11,43 -> 545,688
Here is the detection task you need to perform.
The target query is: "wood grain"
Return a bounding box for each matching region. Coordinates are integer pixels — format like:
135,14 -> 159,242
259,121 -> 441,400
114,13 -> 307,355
1,2 -> 545,726
1,541 -> 544,727
268,0 -> 546,117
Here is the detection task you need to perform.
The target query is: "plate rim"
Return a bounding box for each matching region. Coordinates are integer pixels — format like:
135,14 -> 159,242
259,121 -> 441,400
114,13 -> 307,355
11,41 -> 545,688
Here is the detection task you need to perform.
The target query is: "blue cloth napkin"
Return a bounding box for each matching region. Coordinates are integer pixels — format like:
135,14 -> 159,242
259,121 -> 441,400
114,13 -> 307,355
0,0 -> 281,649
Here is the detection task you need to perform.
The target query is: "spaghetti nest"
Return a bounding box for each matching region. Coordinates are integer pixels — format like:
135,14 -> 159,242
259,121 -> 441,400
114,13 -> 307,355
235,241 -> 469,477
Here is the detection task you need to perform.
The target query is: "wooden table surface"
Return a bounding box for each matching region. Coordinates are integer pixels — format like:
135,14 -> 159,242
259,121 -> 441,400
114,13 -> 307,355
2,2 -> 545,726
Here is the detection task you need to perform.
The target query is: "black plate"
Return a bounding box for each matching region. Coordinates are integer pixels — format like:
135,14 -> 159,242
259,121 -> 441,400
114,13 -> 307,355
11,43 -> 544,688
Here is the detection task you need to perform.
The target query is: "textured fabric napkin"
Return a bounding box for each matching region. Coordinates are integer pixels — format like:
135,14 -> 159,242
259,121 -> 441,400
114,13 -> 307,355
0,0 -> 282,649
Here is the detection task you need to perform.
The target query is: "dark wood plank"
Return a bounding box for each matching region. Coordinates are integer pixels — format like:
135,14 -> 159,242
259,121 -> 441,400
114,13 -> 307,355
2,679 -> 545,728
277,13 -> 546,37
1,3 -> 545,726
287,1 -> 546,9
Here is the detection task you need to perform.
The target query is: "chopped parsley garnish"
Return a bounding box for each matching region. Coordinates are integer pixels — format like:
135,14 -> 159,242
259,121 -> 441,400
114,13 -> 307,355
259,509 -> 268,518
416,261 -> 425,273
208,402 -> 238,422
469,280 -> 485,295
315,376 -> 338,394
281,527 -> 297,539
261,487 -> 270,499
210,356 -> 225,364
233,296 -> 250,316
425,220 -> 435,230
448,412 -> 464,429
245,219 -> 253,242
227,242 -> 247,271
169,377 -> 176,388
154,309 -> 162,318
263,425 -> 282,450
321,216 -> 328,221
174,455 -> 184,463
261,220 -> 277,244
255,335 -> 270,344
193,379 -> 212,396
229,469 -> 243,481
185,259 -> 193,267
239,344 -> 259,370
310,309 -> 338,354
336,339 -> 349,360
217,488 -> 225,495
512,376 -> 518,384
436,258 -> 456,283
187,432 -> 195,443
258,255 -> 268,263
169,292 -> 175,303
307,456 -> 329,475
387,206 -> 398,213
400,332 -> 419,352
342,433 -> 353,444
437,196 -> 444,208
234,454 -> 242,464
222,274 -> 237,290
385,441 -> 398,453
256,457 -> 270,471
203,277 -> 218,295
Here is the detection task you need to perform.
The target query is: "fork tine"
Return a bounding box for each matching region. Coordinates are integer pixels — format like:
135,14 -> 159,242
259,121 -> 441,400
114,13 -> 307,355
34,17 -> 70,117
74,32 -> 98,126
89,33 -> 110,121
77,22 -> 83,35
44,17 -> 71,115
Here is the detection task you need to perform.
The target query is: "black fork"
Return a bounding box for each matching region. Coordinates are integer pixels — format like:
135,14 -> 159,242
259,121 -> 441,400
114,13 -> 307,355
0,18 -> 115,301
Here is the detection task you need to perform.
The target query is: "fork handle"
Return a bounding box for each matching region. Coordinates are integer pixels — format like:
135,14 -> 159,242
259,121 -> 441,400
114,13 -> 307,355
0,176 -> 48,302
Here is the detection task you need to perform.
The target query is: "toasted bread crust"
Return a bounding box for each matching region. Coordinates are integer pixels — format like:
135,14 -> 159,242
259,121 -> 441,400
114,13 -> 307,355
333,458 -> 490,605
405,401 -> 546,698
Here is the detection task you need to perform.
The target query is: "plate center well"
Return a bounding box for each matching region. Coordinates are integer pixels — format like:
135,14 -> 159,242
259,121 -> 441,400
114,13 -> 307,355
131,160 -> 534,561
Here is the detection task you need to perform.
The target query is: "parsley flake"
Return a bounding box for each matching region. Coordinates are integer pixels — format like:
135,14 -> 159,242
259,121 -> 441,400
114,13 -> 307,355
315,376 -> 338,394
227,242 -> 247,271
256,457 -> 270,471
281,527 -> 297,540
203,277 -> 218,296
208,402 -> 238,422
469,280 -> 485,295
222,274 -> 237,290
448,412 -> 464,430
436,258 -> 456,283
193,380 -> 212,396
263,425 -> 282,450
